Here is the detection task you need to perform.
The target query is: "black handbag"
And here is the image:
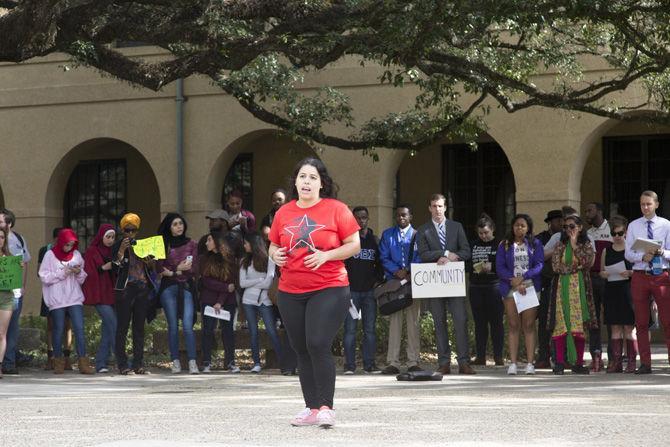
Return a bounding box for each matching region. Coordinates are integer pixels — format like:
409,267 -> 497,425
375,279 -> 413,316
374,233 -> 416,316
396,370 -> 443,381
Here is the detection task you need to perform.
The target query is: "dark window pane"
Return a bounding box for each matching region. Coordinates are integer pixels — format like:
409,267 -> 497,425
445,142 -> 516,237
604,136 -> 670,219
223,153 -> 253,211
64,160 -> 127,250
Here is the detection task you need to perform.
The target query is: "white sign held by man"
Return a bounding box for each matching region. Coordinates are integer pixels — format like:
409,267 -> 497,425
411,262 -> 466,298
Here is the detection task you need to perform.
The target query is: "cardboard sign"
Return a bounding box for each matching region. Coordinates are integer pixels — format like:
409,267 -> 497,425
411,262 -> 466,298
132,236 -> 166,260
0,255 -> 23,290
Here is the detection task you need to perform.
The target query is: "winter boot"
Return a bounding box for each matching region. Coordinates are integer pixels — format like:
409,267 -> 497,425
606,339 -> 623,373
78,357 -> 95,375
53,357 -> 65,374
624,339 -> 638,373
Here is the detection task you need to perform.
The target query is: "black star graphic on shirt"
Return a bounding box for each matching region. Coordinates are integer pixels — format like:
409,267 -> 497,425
284,215 -> 326,252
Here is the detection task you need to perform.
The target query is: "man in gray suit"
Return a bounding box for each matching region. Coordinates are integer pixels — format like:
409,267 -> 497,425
416,193 -> 475,375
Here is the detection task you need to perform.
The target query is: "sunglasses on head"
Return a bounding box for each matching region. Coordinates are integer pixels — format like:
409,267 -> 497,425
611,230 -> 625,237
563,224 -> 577,230
123,228 -> 137,234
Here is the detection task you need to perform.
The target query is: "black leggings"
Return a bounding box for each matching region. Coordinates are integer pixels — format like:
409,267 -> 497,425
278,286 -> 350,409
115,283 -> 150,370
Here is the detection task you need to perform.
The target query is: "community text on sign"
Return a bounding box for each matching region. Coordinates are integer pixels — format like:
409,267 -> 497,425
410,262 -> 466,298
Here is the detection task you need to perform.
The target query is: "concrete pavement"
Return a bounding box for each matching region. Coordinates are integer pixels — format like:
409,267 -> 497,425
1,355 -> 670,446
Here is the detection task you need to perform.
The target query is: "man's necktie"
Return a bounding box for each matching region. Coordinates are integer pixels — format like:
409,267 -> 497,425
648,220 -> 654,269
438,222 -> 446,251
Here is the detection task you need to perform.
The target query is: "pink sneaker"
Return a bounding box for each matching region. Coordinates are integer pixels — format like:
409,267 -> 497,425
317,406 -> 336,428
290,408 -> 318,426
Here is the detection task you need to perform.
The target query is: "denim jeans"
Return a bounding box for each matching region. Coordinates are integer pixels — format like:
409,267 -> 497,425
343,290 -> 377,370
160,285 -> 196,361
51,305 -> 86,358
95,304 -> 117,371
243,303 -> 282,365
2,296 -> 22,369
201,303 -> 236,367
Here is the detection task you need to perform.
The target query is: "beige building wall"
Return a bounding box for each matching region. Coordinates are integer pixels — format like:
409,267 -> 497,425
0,48 -> 663,313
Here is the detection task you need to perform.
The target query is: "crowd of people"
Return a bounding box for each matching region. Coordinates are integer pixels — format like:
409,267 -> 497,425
1,159 -> 670,427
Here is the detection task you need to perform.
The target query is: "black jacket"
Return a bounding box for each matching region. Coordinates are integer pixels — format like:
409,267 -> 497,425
416,219 -> 471,263
111,239 -> 158,292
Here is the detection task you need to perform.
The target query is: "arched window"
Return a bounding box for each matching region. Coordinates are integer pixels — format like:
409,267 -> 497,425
64,160 -> 127,248
604,135 -> 670,219
444,142 -> 516,236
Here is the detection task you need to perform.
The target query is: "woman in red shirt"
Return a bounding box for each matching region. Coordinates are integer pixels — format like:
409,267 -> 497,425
269,158 -> 360,428
82,224 -> 117,373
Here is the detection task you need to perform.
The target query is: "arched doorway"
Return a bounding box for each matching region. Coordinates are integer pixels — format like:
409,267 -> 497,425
396,135 -> 516,237
579,119 -> 670,220
46,138 -> 161,249
208,130 -> 317,222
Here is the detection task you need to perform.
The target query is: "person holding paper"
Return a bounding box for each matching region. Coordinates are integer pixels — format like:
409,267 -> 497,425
111,213 -> 158,375
199,232 -> 238,373
157,213 -> 199,374
342,206 -> 383,375
469,213 -> 504,366
416,193 -> 474,375
268,158 -> 360,428
0,208 -> 30,376
548,215 -> 597,375
599,215 -> 636,373
39,229 -> 94,374
624,190 -> 670,374
496,214 -> 544,375
82,224 -> 117,373
240,232 -> 282,373
0,228 -> 15,379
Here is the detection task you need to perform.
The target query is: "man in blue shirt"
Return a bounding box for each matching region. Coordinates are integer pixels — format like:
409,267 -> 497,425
379,205 -> 423,374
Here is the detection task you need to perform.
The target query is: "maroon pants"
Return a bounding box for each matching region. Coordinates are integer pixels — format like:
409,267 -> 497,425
631,271 -> 670,366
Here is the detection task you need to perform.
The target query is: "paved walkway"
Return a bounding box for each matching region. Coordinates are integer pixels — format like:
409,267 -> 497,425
1,353 -> 670,446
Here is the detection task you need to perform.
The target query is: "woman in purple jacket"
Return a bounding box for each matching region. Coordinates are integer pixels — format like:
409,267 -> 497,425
496,214 -> 544,376
199,232 -> 239,373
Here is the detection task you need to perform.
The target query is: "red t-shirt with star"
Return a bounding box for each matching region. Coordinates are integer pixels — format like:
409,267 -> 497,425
269,198 -> 360,294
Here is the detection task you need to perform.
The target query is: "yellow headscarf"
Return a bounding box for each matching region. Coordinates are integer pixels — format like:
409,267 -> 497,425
120,213 -> 141,230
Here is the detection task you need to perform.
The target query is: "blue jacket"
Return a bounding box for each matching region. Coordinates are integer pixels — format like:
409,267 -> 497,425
379,225 -> 420,280
495,238 -> 544,297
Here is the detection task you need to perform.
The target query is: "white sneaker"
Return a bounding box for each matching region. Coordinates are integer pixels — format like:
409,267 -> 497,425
229,364 -> 241,374
525,363 -> 535,375
291,408 -> 318,426
171,359 -> 182,374
202,365 -> 211,374
343,369 -> 354,375
317,407 -> 336,428
188,360 -> 199,375
507,363 -> 518,375
251,364 -> 262,373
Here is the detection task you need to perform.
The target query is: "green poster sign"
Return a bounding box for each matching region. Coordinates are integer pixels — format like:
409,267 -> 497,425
0,256 -> 23,290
